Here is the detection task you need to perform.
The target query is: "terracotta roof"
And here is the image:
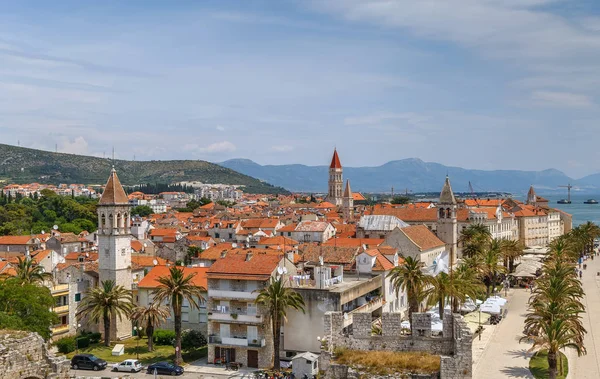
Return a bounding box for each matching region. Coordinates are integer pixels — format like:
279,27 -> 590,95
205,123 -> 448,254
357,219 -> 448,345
242,218 -> 280,229
98,168 -> 129,205
150,228 -> 179,236
132,256 -> 168,267
258,236 -> 299,246
330,149 -> 342,169
464,199 -> 504,207
298,244 -> 358,269
352,192 -> 366,201
373,254 -> 395,271
0,235 -> 36,245
207,253 -> 281,278
398,225 -> 445,251
131,240 -> 144,252
278,223 -> 298,232
138,265 -> 208,289
315,202 -> 336,209
322,238 -> 383,248
295,221 -> 331,232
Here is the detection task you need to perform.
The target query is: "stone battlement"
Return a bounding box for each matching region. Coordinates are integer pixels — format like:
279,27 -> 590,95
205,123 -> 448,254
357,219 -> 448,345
321,311 -> 472,379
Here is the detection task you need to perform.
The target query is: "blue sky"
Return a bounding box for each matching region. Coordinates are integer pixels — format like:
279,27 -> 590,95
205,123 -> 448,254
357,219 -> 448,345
1,0 -> 600,178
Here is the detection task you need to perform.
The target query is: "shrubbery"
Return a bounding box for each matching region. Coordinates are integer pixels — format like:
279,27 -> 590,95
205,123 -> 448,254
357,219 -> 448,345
75,335 -> 90,348
54,336 -> 76,354
153,329 -> 176,345
181,329 -> 207,351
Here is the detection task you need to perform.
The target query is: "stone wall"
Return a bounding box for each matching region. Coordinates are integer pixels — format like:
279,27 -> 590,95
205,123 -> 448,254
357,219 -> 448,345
0,331 -> 70,379
321,311 -> 472,379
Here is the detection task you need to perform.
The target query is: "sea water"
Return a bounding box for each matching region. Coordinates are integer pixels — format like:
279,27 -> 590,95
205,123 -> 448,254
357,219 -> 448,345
534,194 -> 600,226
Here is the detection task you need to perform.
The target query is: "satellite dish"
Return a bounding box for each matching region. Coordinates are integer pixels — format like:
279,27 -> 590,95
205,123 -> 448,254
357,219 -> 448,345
41,230 -> 45,235
343,313 -> 348,320
143,243 -> 147,248
53,225 -> 59,230
153,259 -> 158,266
232,243 -> 238,248
282,267 -> 288,274
277,267 -> 284,275
85,252 -> 89,258
319,256 -> 324,266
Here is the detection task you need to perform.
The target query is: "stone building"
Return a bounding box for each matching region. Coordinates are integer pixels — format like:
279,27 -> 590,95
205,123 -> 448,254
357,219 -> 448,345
96,168 -> 133,340
327,149 -> 343,207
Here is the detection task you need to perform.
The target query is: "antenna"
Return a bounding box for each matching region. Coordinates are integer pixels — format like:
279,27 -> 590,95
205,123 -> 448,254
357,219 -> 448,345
112,146 -> 115,163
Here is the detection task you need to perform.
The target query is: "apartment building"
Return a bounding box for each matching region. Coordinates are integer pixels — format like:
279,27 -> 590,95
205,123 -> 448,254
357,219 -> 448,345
206,253 -> 296,369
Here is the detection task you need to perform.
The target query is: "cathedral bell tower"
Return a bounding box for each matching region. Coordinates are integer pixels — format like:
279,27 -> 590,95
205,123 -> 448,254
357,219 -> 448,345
436,176 -> 458,265
328,148 -> 343,206
97,167 -> 133,340
342,179 -> 354,220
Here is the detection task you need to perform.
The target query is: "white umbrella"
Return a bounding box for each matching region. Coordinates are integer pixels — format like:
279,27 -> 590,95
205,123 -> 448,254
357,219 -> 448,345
479,303 -> 501,315
431,321 -> 444,332
401,320 -> 411,329
488,296 -> 507,306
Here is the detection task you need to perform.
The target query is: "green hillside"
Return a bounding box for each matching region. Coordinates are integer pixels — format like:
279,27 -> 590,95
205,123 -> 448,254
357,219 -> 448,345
0,144 -> 289,195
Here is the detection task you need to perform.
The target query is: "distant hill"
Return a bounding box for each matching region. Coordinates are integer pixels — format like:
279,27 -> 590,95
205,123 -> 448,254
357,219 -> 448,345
219,158 -> 590,194
0,144 -> 289,195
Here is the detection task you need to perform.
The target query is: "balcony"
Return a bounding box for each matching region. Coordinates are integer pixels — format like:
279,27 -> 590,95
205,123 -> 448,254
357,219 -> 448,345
51,284 -> 69,296
209,289 -> 257,301
53,305 -> 69,314
209,335 -> 266,348
51,325 -> 70,335
208,308 -> 263,324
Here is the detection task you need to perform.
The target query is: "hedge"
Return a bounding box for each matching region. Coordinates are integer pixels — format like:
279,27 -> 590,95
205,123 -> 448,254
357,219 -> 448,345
153,329 -> 176,346
54,336 -> 76,354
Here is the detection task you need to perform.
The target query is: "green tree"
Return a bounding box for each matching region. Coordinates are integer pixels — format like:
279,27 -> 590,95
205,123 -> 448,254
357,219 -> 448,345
152,267 -> 205,365
76,280 -> 134,346
131,205 -> 153,217
387,256 -> 430,320
459,224 -> 492,258
0,280 -> 58,340
255,277 -> 305,369
10,256 -> 52,285
130,304 -> 171,352
480,239 -> 506,297
391,196 -> 410,204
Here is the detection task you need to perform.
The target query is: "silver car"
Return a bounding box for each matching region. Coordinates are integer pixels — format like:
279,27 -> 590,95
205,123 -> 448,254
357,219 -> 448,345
113,359 -> 143,372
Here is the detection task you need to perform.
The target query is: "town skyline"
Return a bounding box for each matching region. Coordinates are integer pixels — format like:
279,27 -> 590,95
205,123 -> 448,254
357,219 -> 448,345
2,1 -> 600,177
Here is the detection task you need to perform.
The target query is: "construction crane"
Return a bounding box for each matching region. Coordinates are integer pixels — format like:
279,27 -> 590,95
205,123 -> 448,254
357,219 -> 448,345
468,181 -> 476,198
558,183 -> 572,204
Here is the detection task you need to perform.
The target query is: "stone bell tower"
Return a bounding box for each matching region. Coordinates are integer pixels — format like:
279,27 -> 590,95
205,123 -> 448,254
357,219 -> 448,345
328,148 -> 343,206
436,176 -> 458,265
97,167 -> 133,340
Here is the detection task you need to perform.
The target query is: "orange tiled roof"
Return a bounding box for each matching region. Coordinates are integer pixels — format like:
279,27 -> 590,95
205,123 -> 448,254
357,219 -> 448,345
298,244 -> 358,269
398,225 -> 445,251
0,235 -> 35,245
258,236 -> 299,246
322,238 -> 383,248
131,240 -> 144,252
138,265 -> 208,289
352,193 -> 366,201
132,256 -> 168,267
373,254 -> 395,271
330,149 -> 342,169
207,253 -> 280,279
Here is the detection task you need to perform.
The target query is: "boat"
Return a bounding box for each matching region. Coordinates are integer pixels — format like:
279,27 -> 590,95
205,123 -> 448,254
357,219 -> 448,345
557,199 -> 571,204
584,199 -> 599,204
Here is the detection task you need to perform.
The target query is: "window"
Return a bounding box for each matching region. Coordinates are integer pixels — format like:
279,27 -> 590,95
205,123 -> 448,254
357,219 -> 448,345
215,233 -> 220,238
229,233 -> 233,239
182,312 -> 189,322
75,293 -> 81,302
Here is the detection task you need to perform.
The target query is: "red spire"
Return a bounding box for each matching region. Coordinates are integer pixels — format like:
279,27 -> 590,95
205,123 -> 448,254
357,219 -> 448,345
330,149 -> 342,169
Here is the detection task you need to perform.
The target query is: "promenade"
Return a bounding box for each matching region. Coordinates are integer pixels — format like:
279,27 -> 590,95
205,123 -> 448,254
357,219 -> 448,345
474,255 -> 600,378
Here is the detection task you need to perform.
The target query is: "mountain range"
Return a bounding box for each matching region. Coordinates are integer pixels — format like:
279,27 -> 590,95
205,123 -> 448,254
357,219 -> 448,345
0,144 -> 288,195
219,158 -> 600,194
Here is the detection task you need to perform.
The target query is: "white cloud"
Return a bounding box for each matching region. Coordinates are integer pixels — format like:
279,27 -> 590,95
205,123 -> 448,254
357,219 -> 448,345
216,125 -> 225,131
198,141 -> 237,153
59,136 -> 90,155
530,91 -> 593,108
272,145 -> 294,152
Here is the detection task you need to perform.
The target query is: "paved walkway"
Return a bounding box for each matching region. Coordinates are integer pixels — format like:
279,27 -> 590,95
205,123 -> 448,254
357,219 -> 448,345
473,288 -> 534,378
565,255 -> 600,378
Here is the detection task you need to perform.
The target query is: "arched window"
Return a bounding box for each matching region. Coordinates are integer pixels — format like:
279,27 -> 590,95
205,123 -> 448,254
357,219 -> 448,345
101,214 -> 106,228
446,208 -> 451,218
439,208 -> 445,219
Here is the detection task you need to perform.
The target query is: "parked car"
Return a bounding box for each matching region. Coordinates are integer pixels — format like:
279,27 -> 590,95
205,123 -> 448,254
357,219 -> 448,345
113,359 -> 143,372
71,354 -> 107,371
147,361 -> 184,376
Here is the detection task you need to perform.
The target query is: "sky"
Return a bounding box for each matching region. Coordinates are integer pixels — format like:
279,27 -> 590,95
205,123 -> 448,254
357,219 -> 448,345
2,0 -> 600,178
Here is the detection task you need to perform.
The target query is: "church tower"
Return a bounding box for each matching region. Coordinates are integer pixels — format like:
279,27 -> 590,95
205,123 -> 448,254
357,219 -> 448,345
328,148 -> 343,206
526,185 -> 537,206
342,179 -> 354,220
97,167 -> 133,340
436,176 -> 458,265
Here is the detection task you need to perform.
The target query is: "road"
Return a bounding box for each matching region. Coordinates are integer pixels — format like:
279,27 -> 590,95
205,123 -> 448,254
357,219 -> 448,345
70,369 -> 232,379
474,254 -> 600,379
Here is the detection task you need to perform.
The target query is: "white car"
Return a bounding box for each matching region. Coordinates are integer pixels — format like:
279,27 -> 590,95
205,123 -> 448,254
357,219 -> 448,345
113,359 -> 143,372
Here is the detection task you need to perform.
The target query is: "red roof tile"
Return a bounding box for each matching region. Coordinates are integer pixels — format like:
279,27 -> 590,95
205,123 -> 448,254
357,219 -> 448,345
138,265 -> 208,289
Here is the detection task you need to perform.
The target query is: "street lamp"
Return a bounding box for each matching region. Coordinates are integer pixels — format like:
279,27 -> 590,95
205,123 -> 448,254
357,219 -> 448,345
73,323 -> 81,353
133,326 -> 141,360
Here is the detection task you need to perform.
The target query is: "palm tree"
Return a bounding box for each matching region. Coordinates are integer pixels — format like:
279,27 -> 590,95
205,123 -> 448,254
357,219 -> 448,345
387,256 -> 431,320
11,256 -> 52,285
76,280 -> 133,346
131,304 -> 171,352
425,272 -> 455,320
459,224 -> 492,258
255,276 -> 305,370
500,240 -> 524,273
451,263 -> 484,312
521,239 -> 587,379
152,267 -> 205,365
480,239 -> 506,297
